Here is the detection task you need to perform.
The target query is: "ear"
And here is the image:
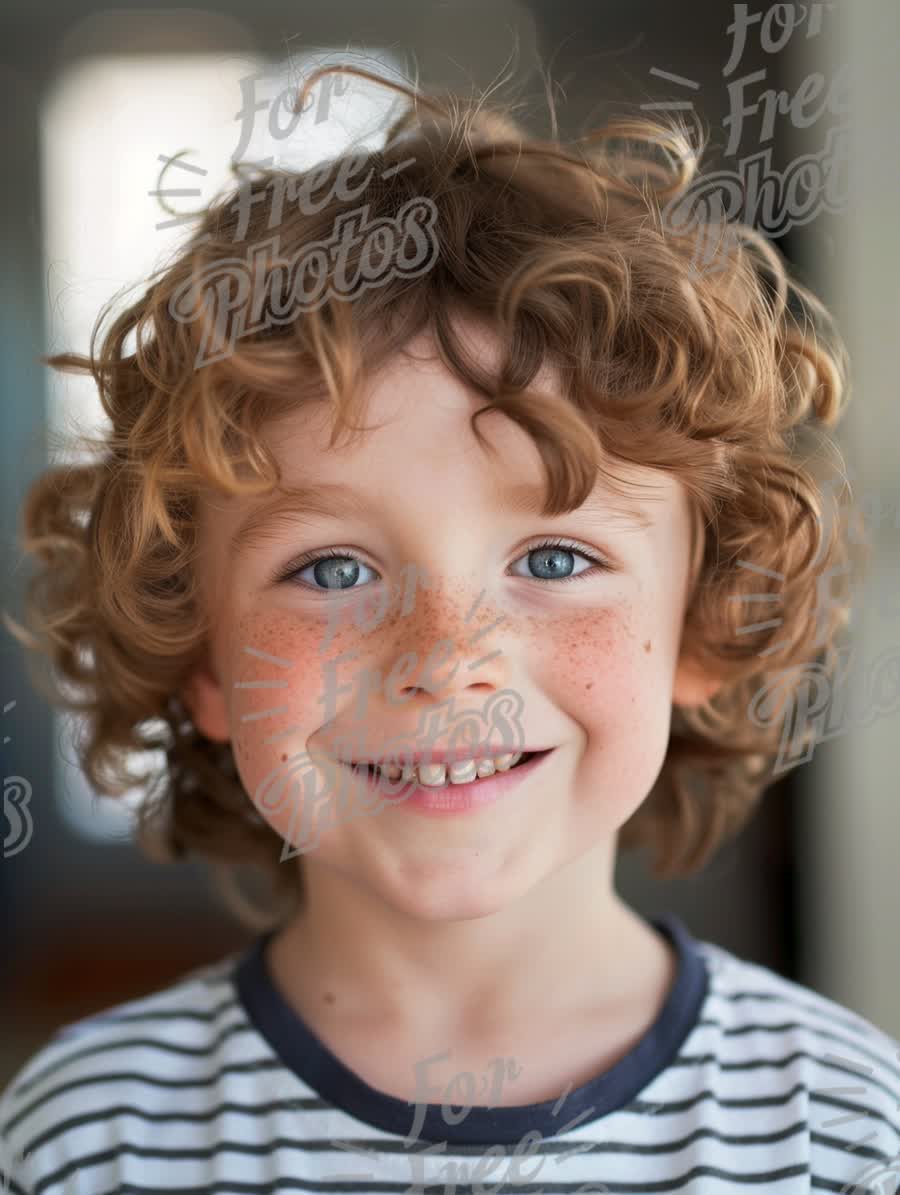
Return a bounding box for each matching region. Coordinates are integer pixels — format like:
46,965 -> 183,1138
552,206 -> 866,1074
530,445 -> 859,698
181,655 -> 230,743
672,651 -> 723,709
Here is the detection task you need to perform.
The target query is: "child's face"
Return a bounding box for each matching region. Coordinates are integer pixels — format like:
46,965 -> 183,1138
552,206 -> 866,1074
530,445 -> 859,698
186,317 -> 719,917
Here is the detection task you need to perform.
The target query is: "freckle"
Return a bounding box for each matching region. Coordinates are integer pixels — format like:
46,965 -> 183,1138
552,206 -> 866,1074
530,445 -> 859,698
644,640 -> 652,653
323,991 -> 336,1005
281,753 -> 288,762
585,682 -> 593,691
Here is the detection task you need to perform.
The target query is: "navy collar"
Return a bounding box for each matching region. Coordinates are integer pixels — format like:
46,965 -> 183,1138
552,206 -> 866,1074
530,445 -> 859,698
233,910 -> 708,1145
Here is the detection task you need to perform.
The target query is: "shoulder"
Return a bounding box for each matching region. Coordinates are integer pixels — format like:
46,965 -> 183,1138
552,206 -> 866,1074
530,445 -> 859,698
0,949 -> 257,1194
692,937 -> 900,1191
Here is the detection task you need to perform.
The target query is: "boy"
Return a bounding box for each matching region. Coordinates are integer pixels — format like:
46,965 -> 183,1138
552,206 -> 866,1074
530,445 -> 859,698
2,67 -> 898,1192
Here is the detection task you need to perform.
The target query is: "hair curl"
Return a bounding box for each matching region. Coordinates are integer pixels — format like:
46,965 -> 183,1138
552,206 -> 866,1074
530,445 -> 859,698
4,64 -> 869,931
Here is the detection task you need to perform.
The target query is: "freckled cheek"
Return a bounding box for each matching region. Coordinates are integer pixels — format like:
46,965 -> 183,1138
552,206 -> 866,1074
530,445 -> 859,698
535,608 -> 673,736
533,609 -> 676,823
219,612 -> 336,795
533,612 -> 626,701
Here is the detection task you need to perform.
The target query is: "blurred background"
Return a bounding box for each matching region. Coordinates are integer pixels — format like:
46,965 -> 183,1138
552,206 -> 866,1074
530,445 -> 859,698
2,0 -> 898,1086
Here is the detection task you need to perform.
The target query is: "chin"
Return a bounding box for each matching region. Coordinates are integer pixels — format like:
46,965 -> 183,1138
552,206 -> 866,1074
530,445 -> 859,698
373,858 -> 532,923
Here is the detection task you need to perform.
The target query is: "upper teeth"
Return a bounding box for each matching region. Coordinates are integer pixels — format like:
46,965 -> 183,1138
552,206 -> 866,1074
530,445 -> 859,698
369,752 -> 524,787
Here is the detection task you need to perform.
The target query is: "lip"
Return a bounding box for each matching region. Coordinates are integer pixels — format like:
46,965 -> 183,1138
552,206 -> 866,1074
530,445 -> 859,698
339,748 -> 556,817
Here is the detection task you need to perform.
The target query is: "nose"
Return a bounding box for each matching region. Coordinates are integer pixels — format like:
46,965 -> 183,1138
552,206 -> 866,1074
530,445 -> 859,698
390,599 -> 510,703
380,586 -> 523,761
321,580 -> 526,765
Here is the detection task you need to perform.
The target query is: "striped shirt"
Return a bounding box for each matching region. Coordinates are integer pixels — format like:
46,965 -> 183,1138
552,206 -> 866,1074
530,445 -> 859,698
2,913 -> 899,1193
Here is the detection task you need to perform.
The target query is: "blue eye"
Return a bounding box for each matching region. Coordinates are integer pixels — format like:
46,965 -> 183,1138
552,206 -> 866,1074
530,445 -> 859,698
275,538 -> 612,592
281,551 -> 378,591
509,542 -> 607,584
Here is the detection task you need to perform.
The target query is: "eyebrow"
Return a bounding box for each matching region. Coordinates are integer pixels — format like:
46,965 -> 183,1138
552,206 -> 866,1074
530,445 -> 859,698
230,484 -> 373,560
229,478 -> 655,560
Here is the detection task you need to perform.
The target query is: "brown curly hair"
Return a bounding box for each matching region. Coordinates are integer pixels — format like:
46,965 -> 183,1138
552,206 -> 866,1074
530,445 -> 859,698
4,64 -> 868,931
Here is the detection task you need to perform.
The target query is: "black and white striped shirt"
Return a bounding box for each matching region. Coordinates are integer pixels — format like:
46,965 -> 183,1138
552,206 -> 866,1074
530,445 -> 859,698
3,913 -> 899,1193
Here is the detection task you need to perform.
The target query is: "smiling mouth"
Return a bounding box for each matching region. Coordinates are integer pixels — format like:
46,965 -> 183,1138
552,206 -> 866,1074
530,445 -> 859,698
340,748 -> 555,792
362,750 -> 539,782
357,747 -> 556,815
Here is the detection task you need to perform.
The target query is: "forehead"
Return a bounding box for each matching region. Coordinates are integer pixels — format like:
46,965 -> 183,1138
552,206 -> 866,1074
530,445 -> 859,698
200,316 -> 690,556
270,332 -> 540,463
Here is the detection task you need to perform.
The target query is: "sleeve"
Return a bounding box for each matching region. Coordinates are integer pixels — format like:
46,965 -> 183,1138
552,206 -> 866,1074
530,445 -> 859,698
0,1064 -> 40,1195
809,1029 -> 900,1194
0,1114 -> 34,1194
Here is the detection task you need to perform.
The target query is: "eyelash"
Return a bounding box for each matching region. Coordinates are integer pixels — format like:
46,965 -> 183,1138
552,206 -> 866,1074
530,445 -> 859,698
274,537 -> 614,591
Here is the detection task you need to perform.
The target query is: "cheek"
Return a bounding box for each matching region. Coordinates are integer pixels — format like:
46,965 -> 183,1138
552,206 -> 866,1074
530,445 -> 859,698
537,603 -> 671,714
217,607 -> 386,843
537,603 -> 678,803
219,611 -> 333,830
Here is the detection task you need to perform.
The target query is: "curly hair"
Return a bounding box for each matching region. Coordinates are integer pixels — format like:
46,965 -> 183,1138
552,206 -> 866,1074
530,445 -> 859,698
4,64 -> 868,931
